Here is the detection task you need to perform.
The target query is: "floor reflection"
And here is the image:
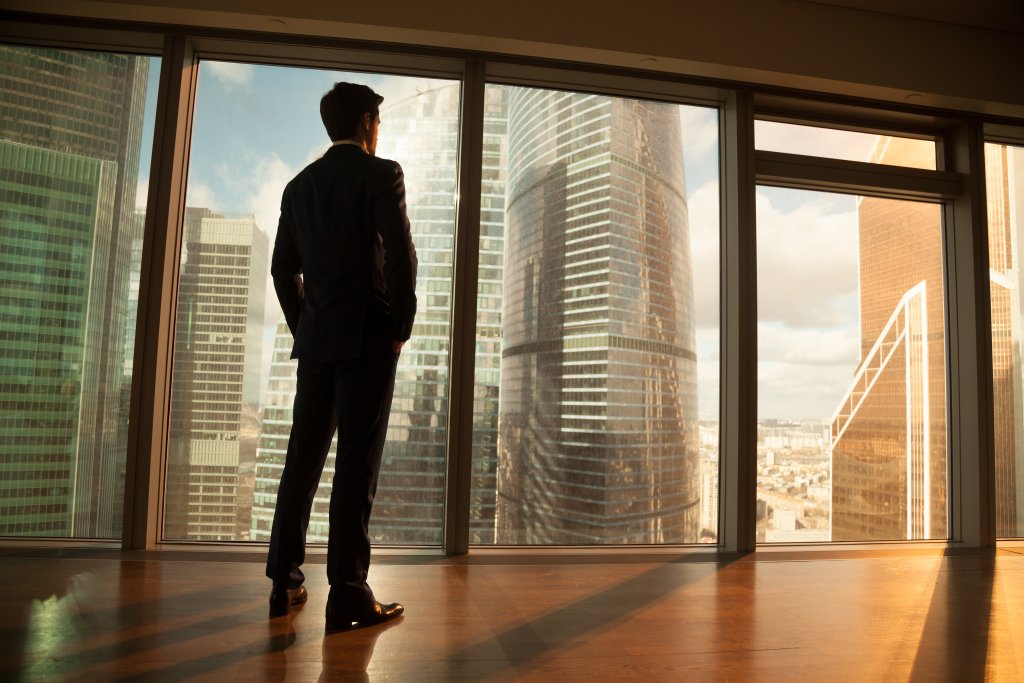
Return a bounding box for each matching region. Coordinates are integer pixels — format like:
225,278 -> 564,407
0,549 -> 1021,681
320,618 -> 402,682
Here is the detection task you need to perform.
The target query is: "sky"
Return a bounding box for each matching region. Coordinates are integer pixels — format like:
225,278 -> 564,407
135,59 -> 890,424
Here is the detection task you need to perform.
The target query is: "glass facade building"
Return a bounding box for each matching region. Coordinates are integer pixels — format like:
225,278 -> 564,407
988,143 -> 1024,537
468,86 -> 510,544
492,89 -> 701,544
165,208 -> 268,540
830,138 -> 947,541
0,46 -> 151,538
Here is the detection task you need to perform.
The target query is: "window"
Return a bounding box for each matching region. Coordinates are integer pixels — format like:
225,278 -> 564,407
1,22 -> 1005,553
469,84 -> 721,545
163,61 -> 460,544
756,121 -> 937,170
756,186 -> 947,542
0,44 -> 159,538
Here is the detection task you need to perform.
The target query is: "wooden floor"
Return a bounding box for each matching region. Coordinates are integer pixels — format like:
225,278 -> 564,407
1,545 -> 1023,682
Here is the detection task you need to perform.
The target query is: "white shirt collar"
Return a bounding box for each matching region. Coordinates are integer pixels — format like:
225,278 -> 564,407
332,139 -> 364,150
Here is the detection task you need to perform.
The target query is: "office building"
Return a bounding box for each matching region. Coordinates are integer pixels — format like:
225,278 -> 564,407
468,85 -> 510,544
830,138 -> 947,540
165,208 -> 268,540
250,319 -> 313,540
0,45 -> 149,537
495,90 -> 700,544
989,143 -> 1024,536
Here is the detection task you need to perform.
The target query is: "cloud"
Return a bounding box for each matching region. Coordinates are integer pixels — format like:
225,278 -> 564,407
214,151 -> 297,328
754,189 -> 864,419
185,182 -> 217,210
135,178 -> 148,210
684,180 -> 862,420
694,318 -> 862,421
759,323 -> 860,367
305,143 -> 328,165
756,294 -> 862,419
759,358 -> 858,421
206,61 -> 254,89
247,154 -> 294,238
208,151 -> 293,234
688,180 -> 720,330
755,189 -> 860,328
679,105 -> 719,167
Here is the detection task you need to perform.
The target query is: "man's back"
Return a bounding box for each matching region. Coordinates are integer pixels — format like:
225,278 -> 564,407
271,143 -> 417,362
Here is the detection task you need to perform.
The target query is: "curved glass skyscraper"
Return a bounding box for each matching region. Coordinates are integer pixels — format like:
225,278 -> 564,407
495,90 -> 700,544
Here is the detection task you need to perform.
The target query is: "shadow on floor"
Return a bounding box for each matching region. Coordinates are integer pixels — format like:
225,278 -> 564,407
430,553 -> 744,678
908,552 -> 996,682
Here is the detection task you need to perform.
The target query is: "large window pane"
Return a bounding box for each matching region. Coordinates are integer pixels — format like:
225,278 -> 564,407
757,183 -> 947,542
164,62 -> 459,543
0,45 -> 159,538
469,85 -> 721,545
988,142 -> 1024,538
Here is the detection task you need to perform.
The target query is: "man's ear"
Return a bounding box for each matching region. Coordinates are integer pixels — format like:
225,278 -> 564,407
362,112 -> 373,130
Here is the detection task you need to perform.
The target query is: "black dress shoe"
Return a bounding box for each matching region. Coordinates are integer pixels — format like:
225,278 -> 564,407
325,600 -> 404,629
269,585 -> 307,617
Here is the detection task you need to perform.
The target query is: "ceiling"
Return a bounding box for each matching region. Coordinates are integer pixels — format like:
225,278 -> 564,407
801,0 -> 1024,32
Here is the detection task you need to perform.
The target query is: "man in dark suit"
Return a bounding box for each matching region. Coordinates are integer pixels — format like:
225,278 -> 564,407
265,82 -> 417,629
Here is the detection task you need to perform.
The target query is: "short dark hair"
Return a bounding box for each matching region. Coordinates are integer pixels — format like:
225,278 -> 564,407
320,82 -> 383,141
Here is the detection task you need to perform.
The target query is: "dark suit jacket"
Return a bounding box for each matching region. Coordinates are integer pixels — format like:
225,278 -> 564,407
271,143 -> 417,361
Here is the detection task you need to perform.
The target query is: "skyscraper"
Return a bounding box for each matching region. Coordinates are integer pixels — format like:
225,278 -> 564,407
251,320 -> 310,542
470,86 -> 509,543
831,137 -> 947,541
166,208 -> 267,540
0,46 -> 149,537
988,143 -> 1024,536
369,83 -> 461,543
495,90 -> 700,544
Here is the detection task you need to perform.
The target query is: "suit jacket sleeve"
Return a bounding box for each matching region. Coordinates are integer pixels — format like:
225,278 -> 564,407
271,183 -> 304,336
375,162 -> 418,341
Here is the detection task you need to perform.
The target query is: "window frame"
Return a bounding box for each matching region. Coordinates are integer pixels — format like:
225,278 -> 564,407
752,99 -> 993,546
455,67 -> 730,550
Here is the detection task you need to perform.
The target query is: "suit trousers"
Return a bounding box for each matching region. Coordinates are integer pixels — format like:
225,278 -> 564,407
265,332 -> 399,604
